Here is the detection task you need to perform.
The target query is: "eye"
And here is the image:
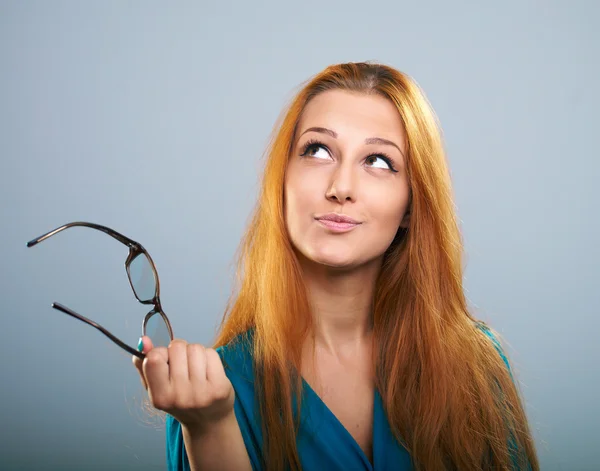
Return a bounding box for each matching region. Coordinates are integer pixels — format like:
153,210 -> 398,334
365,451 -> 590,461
365,154 -> 398,172
300,141 -> 332,160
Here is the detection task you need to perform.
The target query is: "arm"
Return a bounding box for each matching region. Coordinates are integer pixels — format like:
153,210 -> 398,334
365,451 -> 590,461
133,338 -> 256,471
181,411 -> 253,471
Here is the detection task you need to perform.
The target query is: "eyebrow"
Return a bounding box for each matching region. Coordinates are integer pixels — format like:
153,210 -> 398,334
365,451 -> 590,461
299,126 -> 405,158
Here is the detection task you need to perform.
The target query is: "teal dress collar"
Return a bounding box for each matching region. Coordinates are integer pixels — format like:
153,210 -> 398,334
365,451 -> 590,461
299,378 -> 412,470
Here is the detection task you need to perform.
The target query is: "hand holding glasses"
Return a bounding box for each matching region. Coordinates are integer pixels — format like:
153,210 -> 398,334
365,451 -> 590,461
28,222 -> 241,439
27,222 -> 174,359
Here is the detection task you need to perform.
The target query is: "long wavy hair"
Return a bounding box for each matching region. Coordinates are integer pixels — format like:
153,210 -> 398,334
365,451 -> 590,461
213,62 -> 538,471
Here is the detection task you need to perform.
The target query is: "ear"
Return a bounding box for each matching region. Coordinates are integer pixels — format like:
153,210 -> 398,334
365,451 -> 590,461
399,210 -> 410,229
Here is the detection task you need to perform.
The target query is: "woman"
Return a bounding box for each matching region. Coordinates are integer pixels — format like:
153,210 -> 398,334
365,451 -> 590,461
133,62 -> 539,471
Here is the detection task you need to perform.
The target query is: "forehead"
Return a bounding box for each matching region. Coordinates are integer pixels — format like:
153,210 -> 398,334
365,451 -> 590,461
297,89 -> 406,141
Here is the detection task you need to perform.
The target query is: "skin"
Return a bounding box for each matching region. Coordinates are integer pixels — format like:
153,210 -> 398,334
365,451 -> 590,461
286,89 -> 410,350
285,89 -> 411,460
133,338 -> 252,471
132,89 -> 410,468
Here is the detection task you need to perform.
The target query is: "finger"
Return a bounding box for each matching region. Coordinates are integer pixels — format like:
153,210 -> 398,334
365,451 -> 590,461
205,348 -> 227,387
132,360 -> 147,390
187,344 -> 208,384
143,346 -> 171,403
141,335 -> 155,352
167,339 -> 190,386
132,336 -> 154,389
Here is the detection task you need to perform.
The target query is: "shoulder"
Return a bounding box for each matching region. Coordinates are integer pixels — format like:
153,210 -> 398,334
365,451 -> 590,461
215,329 -> 256,383
475,321 -> 512,376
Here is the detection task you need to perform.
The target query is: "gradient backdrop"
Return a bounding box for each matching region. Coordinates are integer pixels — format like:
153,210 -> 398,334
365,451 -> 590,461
1,1 -> 598,470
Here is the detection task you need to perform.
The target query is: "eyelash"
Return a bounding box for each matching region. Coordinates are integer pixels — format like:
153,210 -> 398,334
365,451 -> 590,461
299,138 -> 399,173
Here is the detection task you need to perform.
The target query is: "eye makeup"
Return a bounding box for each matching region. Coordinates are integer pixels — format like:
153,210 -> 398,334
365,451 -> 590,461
299,138 -> 399,173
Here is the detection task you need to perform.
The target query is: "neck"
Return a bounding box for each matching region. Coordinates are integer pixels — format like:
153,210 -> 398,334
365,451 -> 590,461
299,255 -> 381,355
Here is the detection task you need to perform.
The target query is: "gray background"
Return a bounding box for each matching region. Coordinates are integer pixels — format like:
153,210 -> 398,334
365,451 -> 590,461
1,1 -> 597,470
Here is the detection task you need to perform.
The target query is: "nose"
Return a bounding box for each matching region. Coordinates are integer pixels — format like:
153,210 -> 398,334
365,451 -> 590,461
325,164 -> 356,204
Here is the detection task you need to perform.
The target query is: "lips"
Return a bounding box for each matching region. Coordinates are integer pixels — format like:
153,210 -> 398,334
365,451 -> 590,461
315,213 -> 360,224
315,213 -> 361,233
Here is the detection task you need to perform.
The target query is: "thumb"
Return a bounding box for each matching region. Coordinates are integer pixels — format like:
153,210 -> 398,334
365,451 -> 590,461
137,335 -> 154,354
132,335 -> 155,390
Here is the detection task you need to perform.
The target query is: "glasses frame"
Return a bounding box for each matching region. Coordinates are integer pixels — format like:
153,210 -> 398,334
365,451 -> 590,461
27,221 -> 174,359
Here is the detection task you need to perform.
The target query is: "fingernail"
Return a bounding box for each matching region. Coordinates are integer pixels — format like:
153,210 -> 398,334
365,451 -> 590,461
137,337 -> 144,353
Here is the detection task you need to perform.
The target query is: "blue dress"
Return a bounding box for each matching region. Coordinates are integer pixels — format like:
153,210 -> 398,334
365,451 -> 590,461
165,327 -> 512,471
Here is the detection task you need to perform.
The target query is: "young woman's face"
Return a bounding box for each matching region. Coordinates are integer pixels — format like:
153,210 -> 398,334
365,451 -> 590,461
285,89 -> 411,270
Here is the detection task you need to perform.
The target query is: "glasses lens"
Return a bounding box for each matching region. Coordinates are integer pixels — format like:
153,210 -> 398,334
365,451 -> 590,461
128,252 -> 157,302
144,311 -> 172,348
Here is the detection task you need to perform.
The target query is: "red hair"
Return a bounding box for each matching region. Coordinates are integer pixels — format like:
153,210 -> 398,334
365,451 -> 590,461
214,62 -> 539,471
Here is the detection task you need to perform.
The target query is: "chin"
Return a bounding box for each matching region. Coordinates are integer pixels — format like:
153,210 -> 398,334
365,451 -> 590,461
314,257 -> 356,270
304,246 -> 359,270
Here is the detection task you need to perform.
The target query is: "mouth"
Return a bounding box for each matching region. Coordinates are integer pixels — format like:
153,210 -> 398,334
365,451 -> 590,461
315,213 -> 362,233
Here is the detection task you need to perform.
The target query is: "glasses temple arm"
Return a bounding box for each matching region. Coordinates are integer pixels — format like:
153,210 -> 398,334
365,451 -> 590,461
27,222 -> 138,249
52,302 -> 145,360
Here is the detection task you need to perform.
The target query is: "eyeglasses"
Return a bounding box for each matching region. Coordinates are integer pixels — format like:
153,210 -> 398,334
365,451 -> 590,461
27,221 -> 174,360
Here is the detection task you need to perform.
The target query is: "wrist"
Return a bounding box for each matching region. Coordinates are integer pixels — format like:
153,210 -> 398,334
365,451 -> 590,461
182,409 -> 237,438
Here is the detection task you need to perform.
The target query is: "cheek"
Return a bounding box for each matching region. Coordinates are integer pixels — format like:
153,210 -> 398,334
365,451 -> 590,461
366,183 -> 408,233
285,166 -> 325,222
